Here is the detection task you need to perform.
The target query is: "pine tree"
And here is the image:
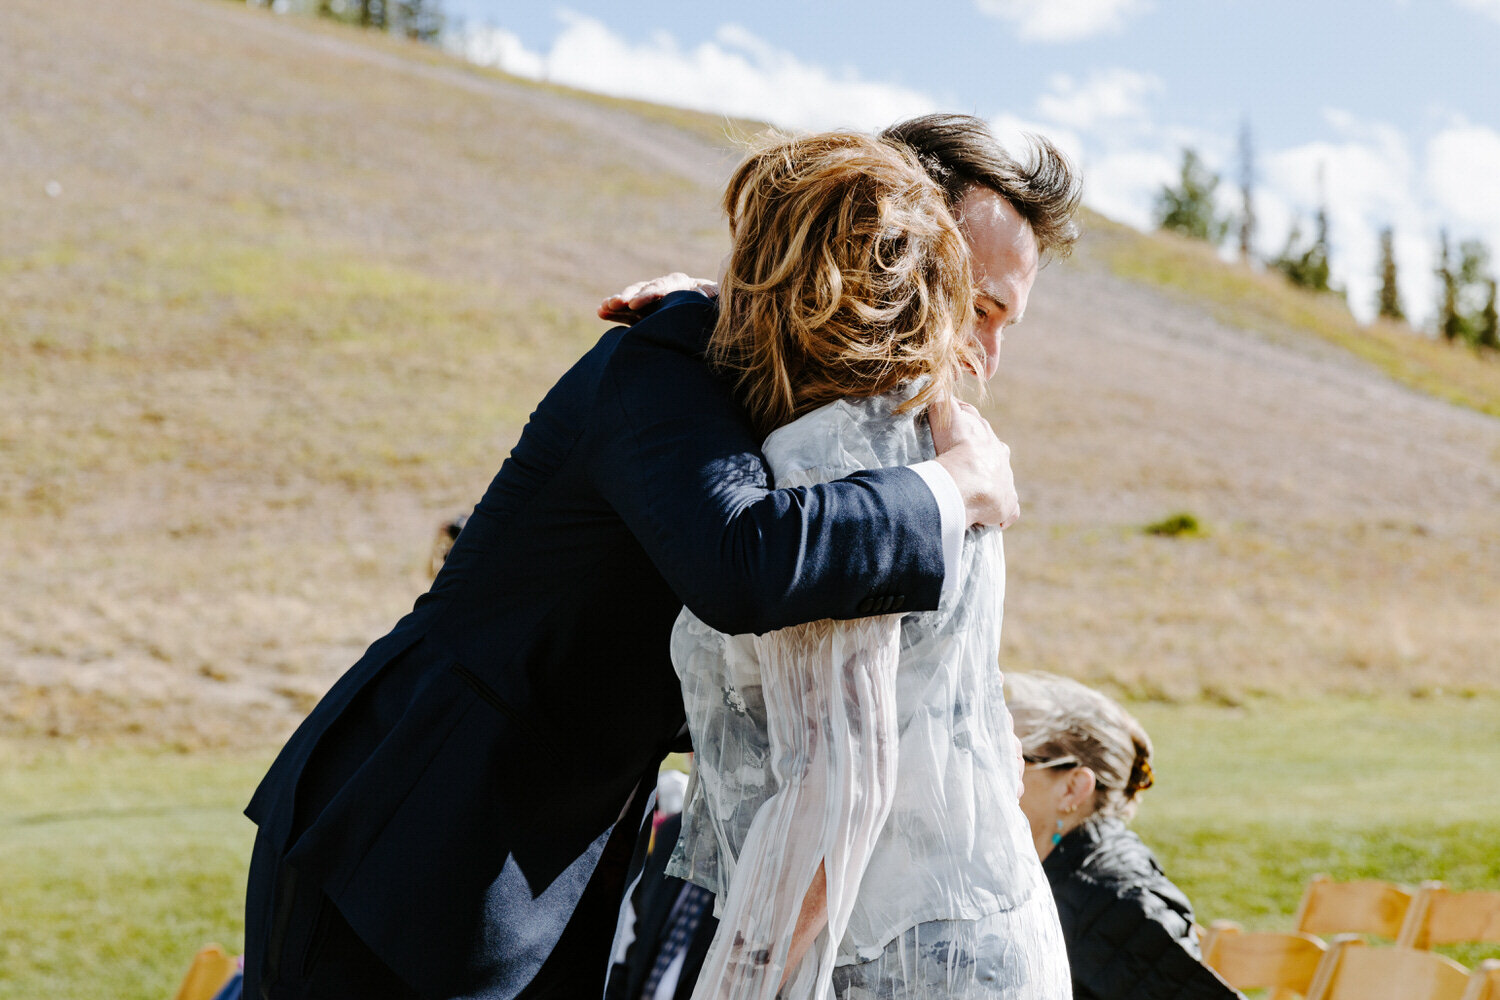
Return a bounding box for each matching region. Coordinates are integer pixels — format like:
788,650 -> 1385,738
393,0 -> 443,40
359,0 -> 376,27
1308,202 -> 1333,291
1237,120 -> 1256,262
1376,226 -> 1404,322
1437,231 -> 1464,342
1153,148 -> 1230,244
1274,217 -> 1306,284
1273,165 -> 1337,294
307,0 -> 442,40
1273,213 -> 1333,293
1458,240 -> 1493,346
1478,280 -> 1499,351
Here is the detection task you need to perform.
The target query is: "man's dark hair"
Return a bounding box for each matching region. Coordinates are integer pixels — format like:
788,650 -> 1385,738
882,113 -> 1082,258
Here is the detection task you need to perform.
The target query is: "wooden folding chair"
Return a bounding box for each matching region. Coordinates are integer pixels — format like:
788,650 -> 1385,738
171,943 -> 238,1000
1306,937 -> 1470,1000
1294,874 -> 1414,940
1399,883 -> 1500,950
1462,959 -> 1500,1000
1201,920 -> 1328,999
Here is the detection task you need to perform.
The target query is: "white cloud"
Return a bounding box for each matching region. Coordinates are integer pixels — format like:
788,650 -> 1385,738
446,22 -> 545,78
446,12 -> 936,131
1034,69 -> 1163,131
975,0 -> 1152,42
1454,0 -> 1500,23
1083,149 -> 1180,229
1015,69 -> 1222,231
1426,123 -> 1500,241
989,111 -> 1085,168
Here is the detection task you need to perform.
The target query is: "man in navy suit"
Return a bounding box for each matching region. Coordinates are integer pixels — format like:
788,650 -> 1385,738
242,114 -> 1080,1000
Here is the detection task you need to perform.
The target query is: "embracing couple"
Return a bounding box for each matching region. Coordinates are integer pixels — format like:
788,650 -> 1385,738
242,113 -> 1082,1000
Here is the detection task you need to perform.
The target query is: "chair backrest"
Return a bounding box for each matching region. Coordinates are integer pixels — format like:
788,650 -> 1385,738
1400,884 -> 1500,949
1201,921 -> 1327,999
1294,874 -> 1414,939
1462,959 -> 1500,1000
1307,938 -> 1470,1000
172,944 -> 239,1000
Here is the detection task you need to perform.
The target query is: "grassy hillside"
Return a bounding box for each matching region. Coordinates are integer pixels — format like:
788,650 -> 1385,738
1084,211 -> 1500,418
0,0 -> 733,744
2,0 -> 1498,750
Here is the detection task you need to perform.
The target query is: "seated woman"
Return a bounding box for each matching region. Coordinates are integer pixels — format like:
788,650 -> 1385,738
1006,672 -> 1241,1000
667,129 -> 1070,1000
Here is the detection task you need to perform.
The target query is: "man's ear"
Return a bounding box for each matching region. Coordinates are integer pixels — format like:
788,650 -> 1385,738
1064,767 -> 1098,812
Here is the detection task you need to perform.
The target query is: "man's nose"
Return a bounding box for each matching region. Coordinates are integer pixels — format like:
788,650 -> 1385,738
973,321 -> 1003,380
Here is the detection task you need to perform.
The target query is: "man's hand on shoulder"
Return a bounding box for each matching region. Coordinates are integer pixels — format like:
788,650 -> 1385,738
597,273 -> 719,325
929,399 -> 1020,529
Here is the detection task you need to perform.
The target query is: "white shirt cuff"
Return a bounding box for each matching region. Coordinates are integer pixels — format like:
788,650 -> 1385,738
909,459 -> 964,605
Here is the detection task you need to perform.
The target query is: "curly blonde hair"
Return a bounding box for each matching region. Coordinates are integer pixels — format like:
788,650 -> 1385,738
709,131 -> 980,438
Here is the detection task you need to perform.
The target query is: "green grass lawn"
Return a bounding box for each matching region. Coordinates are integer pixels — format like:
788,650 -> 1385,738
1133,695 -> 1500,971
3,696 -> 1497,998
0,747 -> 270,1000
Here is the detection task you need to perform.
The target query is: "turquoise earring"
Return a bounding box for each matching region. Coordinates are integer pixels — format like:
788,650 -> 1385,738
1051,818 -> 1064,846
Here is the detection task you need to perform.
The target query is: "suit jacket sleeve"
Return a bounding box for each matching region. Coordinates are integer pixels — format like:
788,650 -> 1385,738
590,295 -> 947,636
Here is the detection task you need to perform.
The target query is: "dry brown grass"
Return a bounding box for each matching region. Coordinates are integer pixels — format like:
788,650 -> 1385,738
0,0 -> 728,745
994,243 -> 1500,702
2,0 -> 1497,748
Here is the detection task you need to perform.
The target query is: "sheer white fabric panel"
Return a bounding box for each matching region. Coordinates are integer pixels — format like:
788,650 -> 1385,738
669,387 -> 1070,999
687,615 -> 901,1000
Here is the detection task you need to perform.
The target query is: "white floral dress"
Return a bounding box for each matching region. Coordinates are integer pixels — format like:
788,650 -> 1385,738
667,386 -> 1071,1000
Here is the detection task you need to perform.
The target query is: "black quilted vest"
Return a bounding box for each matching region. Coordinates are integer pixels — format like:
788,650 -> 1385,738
1042,816 -> 1243,1000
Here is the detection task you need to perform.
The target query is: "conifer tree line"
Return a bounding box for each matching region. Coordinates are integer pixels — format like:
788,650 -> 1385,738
1154,124 -> 1499,351
240,0 -> 444,42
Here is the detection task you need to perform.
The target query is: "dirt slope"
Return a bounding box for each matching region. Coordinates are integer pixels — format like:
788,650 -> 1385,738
2,0 -> 1496,746
997,258 -> 1500,700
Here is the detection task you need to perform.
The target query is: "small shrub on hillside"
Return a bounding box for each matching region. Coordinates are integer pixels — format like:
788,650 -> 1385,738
1143,512 -> 1205,537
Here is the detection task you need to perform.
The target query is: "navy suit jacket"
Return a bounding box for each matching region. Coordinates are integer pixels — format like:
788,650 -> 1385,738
245,291 -> 947,998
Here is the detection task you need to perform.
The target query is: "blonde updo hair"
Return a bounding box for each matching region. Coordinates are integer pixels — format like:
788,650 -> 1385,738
709,130 -> 980,438
1006,672 -> 1156,821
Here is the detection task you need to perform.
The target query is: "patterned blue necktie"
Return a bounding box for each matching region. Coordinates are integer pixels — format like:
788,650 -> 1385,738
641,882 -> 713,999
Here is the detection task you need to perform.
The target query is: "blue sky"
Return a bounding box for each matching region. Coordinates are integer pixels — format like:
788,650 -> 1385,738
440,0 -> 1500,323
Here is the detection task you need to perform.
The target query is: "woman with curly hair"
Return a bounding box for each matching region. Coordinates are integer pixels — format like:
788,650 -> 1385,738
665,129 -> 1070,1000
